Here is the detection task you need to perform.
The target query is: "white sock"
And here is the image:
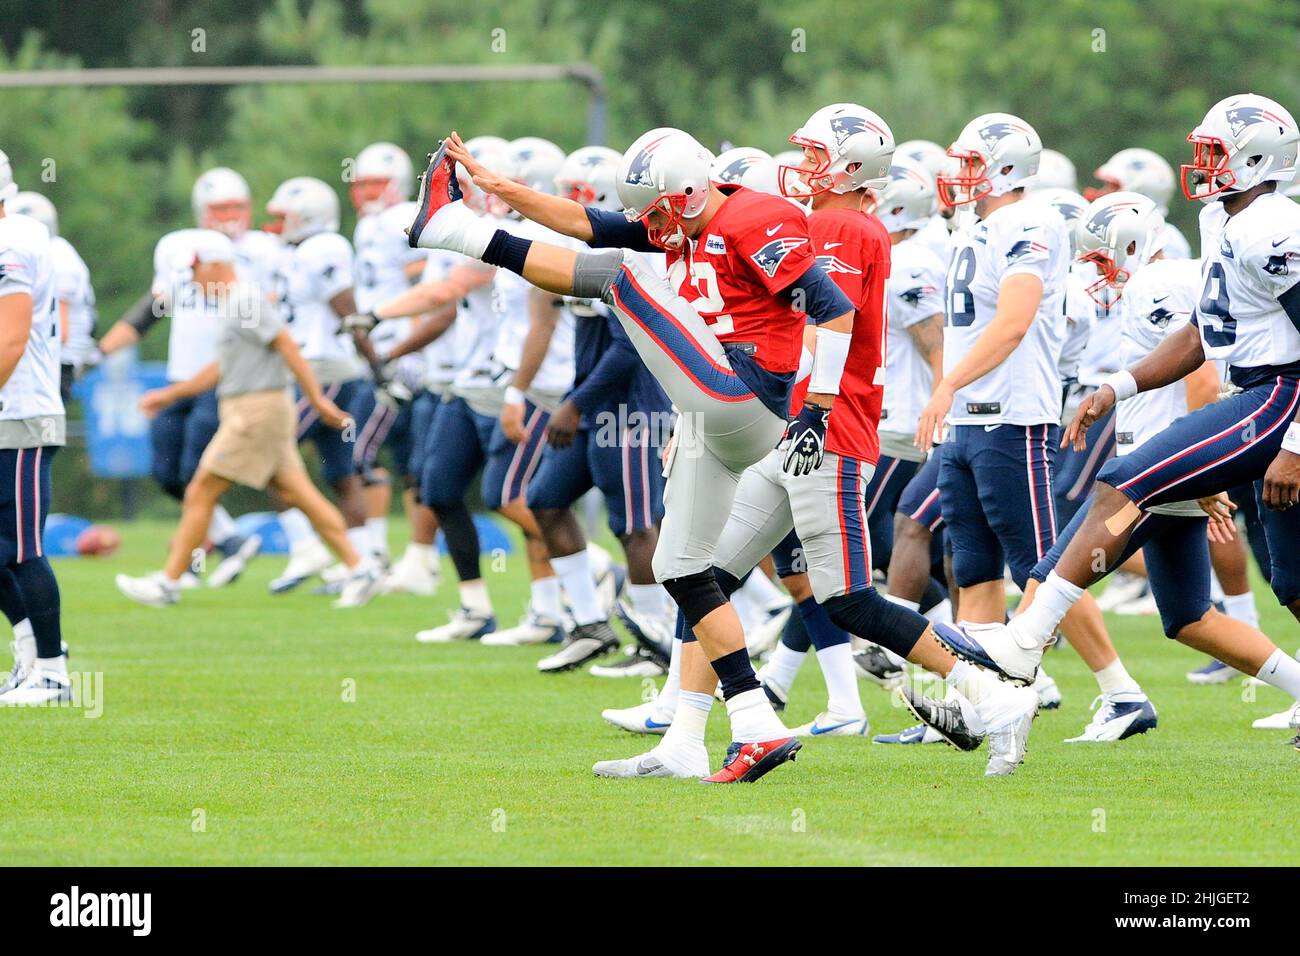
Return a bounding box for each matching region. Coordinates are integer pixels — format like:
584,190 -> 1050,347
1221,591 -> 1259,629
403,541 -> 435,568
1209,571 -> 1226,604
924,598 -> 953,626
279,509 -> 315,549
656,636 -> 682,716
366,516 -> 389,559
550,550 -> 603,625
530,575 -> 564,621
742,569 -> 786,610
459,579 -> 492,615
1094,657 -> 1140,696
626,582 -> 671,619
1014,571 -> 1084,645
12,619 -> 35,671
36,655 -> 67,678
209,505 -> 237,547
945,661 -> 992,733
657,690 -> 711,769
816,642 -> 865,718
764,642 -> 805,697
725,687 -> 789,743
886,594 -> 921,612
1257,649 -> 1300,699
346,527 -> 372,569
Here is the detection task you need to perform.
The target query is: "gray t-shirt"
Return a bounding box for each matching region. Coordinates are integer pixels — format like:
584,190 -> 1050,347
215,284 -> 292,397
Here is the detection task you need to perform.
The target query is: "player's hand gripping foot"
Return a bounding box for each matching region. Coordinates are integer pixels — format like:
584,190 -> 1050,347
702,737 -> 802,783
407,140 -> 482,254
933,620 -> 1043,685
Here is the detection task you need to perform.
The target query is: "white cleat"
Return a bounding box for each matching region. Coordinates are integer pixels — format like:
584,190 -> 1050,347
415,607 -> 497,643
177,571 -> 201,590
481,611 -> 565,646
0,666 -> 71,706
1096,571 -> 1149,612
115,572 -> 179,608
1065,691 -> 1158,743
207,533 -> 263,588
980,684 -> 1039,776
1032,668 -> 1062,710
745,603 -> 792,659
592,744 -> 708,779
1250,702 -> 1300,730
269,539 -> 333,593
408,140 -> 483,253
601,699 -> 674,735
332,566 -> 383,609
792,710 -> 869,738
933,619 -> 1044,685
382,551 -> 441,597
1114,592 -> 1159,616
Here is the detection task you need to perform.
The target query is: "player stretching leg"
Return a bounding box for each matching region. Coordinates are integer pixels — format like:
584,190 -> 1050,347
940,96 -> 1300,734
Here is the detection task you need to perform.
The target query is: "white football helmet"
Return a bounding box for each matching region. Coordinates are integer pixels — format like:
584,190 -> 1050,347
0,149 -> 15,204
781,103 -> 894,199
939,112 -> 1041,207
9,191 -> 57,236
458,136 -> 509,215
1086,148 -> 1176,212
869,156 -> 935,233
1075,191 -> 1165,304
616,128 -> 715,250
1029,149 -> 1078,192
711,147 -> 772,186
737,157 -> 783,198
555,146 -> 624,210
351,142 -> 414,214
1027,188 -> 1088,254
504,137 -> 567,195
192,167 -> 252,237
1181,94 -> 1298,202
771,149 -> 805,171
266,177 -> 340,244
895,139 -> 949,182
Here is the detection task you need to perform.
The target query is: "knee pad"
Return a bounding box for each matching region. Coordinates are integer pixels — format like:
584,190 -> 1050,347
662,570 -> 728,628
712,566 -> 743,599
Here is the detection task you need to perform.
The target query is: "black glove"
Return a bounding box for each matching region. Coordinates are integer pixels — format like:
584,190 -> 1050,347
781,403 -> 830,476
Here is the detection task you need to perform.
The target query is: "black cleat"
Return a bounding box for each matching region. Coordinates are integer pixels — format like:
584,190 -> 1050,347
537,620 -> 621,673
854,644 -> 904,687
901,684 -> 985,752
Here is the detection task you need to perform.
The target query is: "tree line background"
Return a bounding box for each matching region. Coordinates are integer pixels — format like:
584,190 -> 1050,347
2,0 -> 1298,512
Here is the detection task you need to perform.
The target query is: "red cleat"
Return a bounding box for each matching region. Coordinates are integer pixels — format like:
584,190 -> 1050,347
407,138 -> 463,248
702,737 -> 801,784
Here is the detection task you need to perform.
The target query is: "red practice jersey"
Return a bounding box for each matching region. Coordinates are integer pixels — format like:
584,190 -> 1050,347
807,206 -> 891,464
664,186 -> 814,374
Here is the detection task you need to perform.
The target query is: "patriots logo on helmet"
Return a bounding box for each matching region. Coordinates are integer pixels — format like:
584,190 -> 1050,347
719,156 -> 760,181
1051,200 -> 1085,223
815,254 -> 863,276
625,135 -> 671,189
1265,253 -> 1289,277
580,154 -> 605,168
978,121 -> 1026,150
1007,239 -> 1047,261
752,237 -> 808,278
829,115 -> 869,147
1084,202 -> 1137,240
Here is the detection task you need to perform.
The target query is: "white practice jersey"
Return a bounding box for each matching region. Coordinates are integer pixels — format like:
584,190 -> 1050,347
1195,193 -> 1300,377
354,201 -> 427,384
880,236 -> 944,459
915,214 -> 954,268
233,229 -> 285,290
1160,221 -> 1193,260
153,229 -> 225,382
0,213 -> 64,432
451,214 -> 508,412
1058,266 -> 1095,384
275,232 -> 360,381
416,249 -> 474,394
50,235 -> 98,369
943,199 -> 1070,425
1114,257 -> 1203,516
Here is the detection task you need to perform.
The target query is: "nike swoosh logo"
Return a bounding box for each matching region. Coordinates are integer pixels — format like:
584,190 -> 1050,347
1153,295 -> 1169,304
810,720 -> 857,735
635,760 -> 663,776
1022,225 -> 1039,232
984,424 -> 1001,432
766,225 -> 782,236
1273,237 -> 1287,247
643,718 -> 671,729
910,271 -> 922,278
824,241 -> 842,248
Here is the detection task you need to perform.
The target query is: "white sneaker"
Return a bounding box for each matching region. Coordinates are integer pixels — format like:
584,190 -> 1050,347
745,603 -> 791,658
207,533 -> 262,588
0,644 -> 27,696
1032,668 -> 1062,710
586,542 -> 624,618
480,611 -> 565,646
383,551 -> 441,596
933,619 -> 1043,685
1096,571 -> 1149,612
0,666 -> 71,705
415,607 -> 496,643
1251,702 -> 1300,730
974,682 -> 1039,777
177,572 -> 201,590
1114,592 -> 1160,616
115,572 -> 179,608
1065,691 -> 1158,742
791,710 -> 869,738
592,744 -> 708,779
333,566 -> 383,609
269,539 -> 333,593
601,699 -> 674,735
615,600 -> 674,657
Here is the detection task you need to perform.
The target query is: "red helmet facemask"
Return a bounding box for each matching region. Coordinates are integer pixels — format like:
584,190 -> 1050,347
1180,134 -> 1234,201
560,179 -> 598,205
1083,176 -> 1121,202
625,193 -> 691,250
937,149 -> 991,207
1078,250 -> 1130,307
201,200 -> 251,238
349,176 -> 396,214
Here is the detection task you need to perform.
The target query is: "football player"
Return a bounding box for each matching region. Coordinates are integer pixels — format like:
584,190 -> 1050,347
1086,147 -> 1194,258
937,95 -> 1300,732
1027,148 -> 1079,193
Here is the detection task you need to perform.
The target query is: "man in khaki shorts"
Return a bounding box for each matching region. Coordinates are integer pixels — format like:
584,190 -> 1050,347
114,231 -> 382,609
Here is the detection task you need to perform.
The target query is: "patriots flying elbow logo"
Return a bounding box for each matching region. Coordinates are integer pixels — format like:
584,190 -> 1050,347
900,285 -> 936,305
1224,105 -> 1291,137
1083,202 -> 1137,240
1148,306 -> 1176,328
815,253 -> 862,276
752,236 -> 808,277
829,115 -> 869,147
1006,238 -> 1047,261
718,156 -> 761,181
978,121 -> 1028,150
624,134 -> 672,188
1265,253 -> 1290,277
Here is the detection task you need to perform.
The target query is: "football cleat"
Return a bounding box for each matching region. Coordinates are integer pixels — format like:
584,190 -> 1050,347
1252,703 -> 1300,730
601,699 -> 673,735
1095,571 -> 1149,612
589,646 -> 666,678
754,663 -> 789,712
985,695 -> 1037,777
537,620 -> 621,673
702,737 -> 801,784
593,745 -> 708,779
332,566 -> 384,609
1032,668 -> 1062,710
744,603 -> 792,659
791,710 -> 869,738
115,572 -> 179,608
853,644 -> 905,688
415,607 -> 497,643
872,723 -> 945,745
269,539 -> 333,594
382,551 -> 441,597
1187,658 -> 1239,685
408,139 -> 467,250
177,572 -> 201,590
613,601 -> 673,663
481,611 -> 566,646
0,666 -> 71,705
1065,692 -> 1158,743
901,684 -> 985,752
207,533 -> 262,588
1113,592 -> 1159,616
933,619 -> 1042,685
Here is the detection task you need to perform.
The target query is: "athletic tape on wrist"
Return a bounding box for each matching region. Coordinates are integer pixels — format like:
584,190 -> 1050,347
1282,421 -> 1300,455
1101,370 -> 1138,403
809,327 -> 852,395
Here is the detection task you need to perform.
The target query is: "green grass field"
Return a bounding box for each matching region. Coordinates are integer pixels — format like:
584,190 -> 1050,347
2,518 -> 1296,866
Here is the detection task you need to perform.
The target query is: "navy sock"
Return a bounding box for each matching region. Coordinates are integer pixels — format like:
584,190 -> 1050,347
482,230 -> 533,276
824,586 -> 927,660
711,647 -> 760,700
780,601 -> 811,652
433,503 -> 481,583
11,558 -> 60,659
798,596 -> 850,649
919,576 -> 947,614
0,566 -> 28,627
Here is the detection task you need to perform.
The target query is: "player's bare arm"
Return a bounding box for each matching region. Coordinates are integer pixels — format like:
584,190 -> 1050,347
384,301 -> 458,360
273,328 -> 351,431
907,312 -> 945,390
98,291 -> 160,354
0,291 -> 34,390
139,360 -> 220,418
